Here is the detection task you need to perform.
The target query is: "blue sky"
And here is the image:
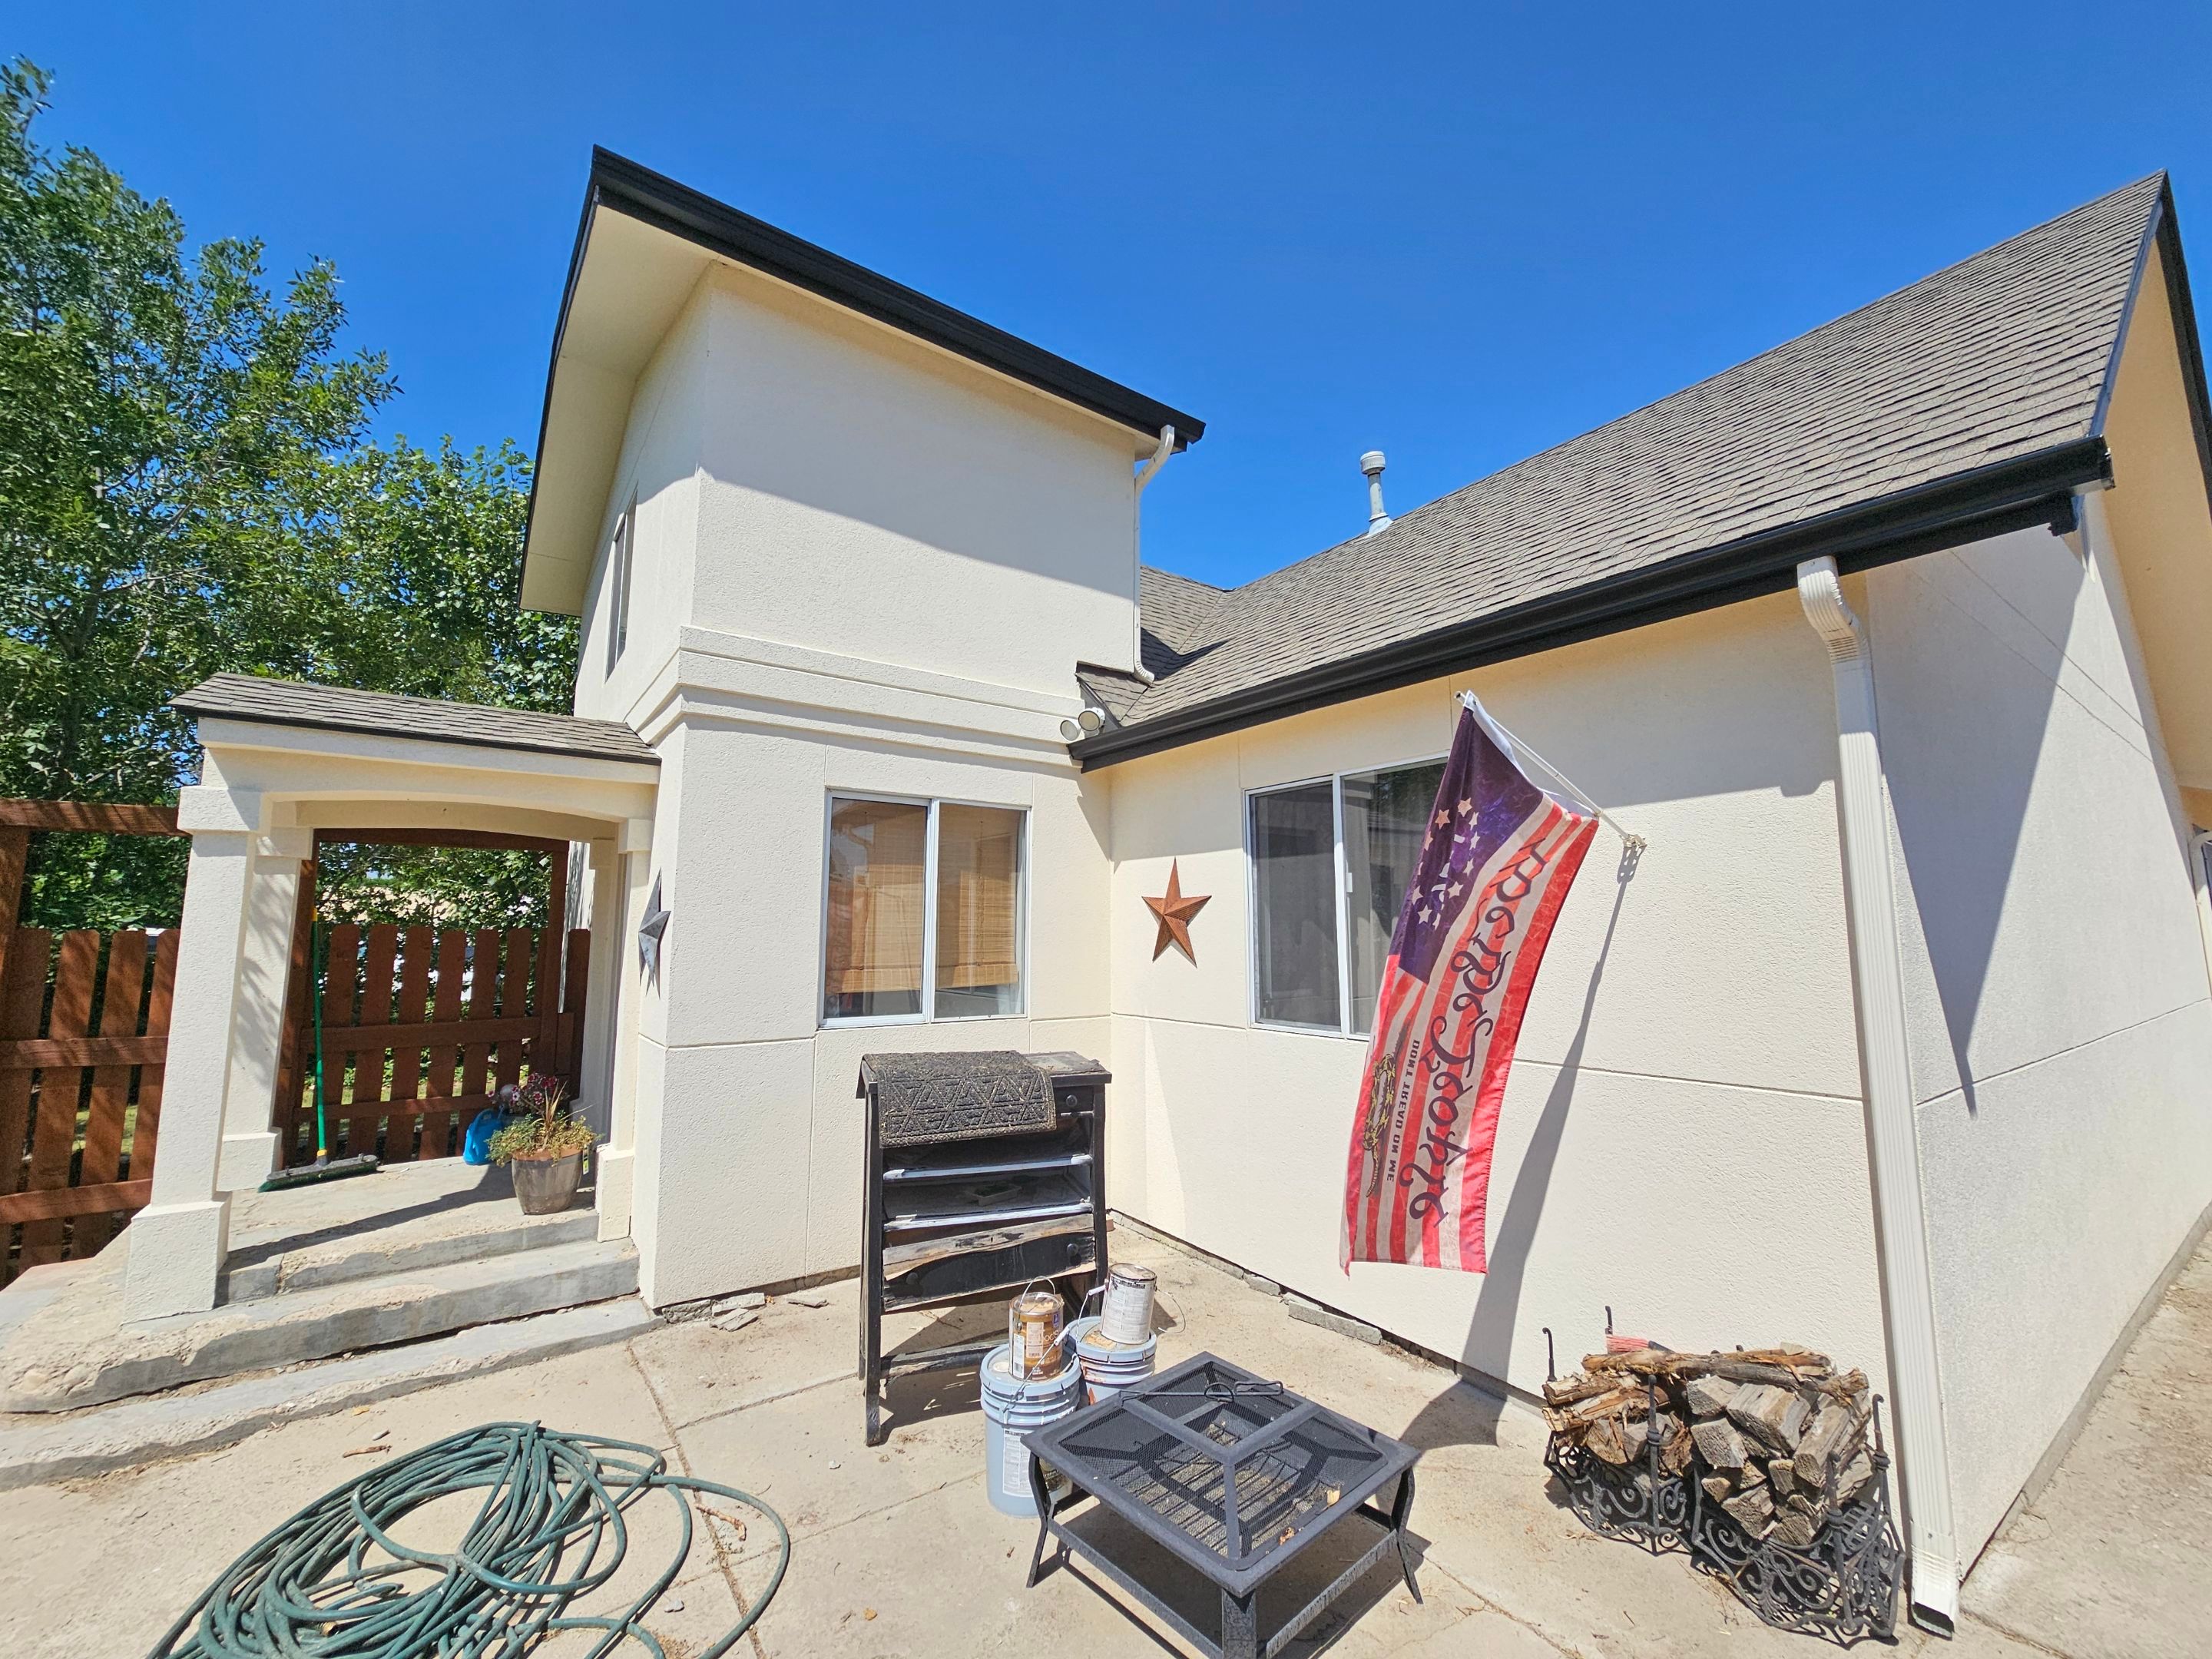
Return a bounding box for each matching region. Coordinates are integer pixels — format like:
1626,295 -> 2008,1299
15,4 -> 2210,590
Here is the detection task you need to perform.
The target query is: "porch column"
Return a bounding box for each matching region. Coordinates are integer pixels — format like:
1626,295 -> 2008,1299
217,829 -> 311,1191
124,788 -> 292,1320
592,817 -> 654,1244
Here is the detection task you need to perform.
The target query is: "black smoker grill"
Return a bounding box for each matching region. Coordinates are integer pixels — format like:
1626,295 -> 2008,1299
855,1050 -> 1110,1445
1022,1353 -> 1422,1659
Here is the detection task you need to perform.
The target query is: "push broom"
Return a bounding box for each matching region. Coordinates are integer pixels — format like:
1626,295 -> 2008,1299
261,919 -> 381,1190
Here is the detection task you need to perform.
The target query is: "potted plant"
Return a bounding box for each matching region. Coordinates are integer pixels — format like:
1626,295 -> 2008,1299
489,1073 -> 595,1214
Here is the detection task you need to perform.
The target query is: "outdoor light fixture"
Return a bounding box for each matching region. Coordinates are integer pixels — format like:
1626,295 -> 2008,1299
1059,706 -> 1106,742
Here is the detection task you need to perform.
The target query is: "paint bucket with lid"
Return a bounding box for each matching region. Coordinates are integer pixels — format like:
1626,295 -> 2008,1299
1068,1315 -> 1160,1406
1098,1263 -> 1158,1345
979,1342 -> 1083,1517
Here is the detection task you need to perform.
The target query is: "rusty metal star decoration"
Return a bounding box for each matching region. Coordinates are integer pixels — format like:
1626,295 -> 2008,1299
1144,859 -> 1211,962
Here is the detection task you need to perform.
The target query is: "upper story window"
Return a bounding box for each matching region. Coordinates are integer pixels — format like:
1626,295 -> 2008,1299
823,796 -> 1027,1025
604,499 -> 634,676
1249,757 -> 1446,1037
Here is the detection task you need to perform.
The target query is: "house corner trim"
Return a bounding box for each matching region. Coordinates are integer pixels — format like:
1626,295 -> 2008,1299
1796,554 -> 1962,1632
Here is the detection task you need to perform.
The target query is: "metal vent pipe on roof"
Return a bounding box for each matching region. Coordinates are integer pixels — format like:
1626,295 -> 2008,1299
1361,451 -> 1392,535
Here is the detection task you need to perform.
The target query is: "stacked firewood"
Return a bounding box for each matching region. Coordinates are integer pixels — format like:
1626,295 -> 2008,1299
1543,1344 -> 1879,1549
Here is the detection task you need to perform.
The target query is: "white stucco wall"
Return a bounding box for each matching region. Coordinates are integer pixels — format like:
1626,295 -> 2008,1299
683,267 -> 1146,697
1102,592 -> 1894,1406
624,662 -> 1114,1308
573,282 -> 711,725
1869,522 -> 2212,1561
565,253 -> 1158,1307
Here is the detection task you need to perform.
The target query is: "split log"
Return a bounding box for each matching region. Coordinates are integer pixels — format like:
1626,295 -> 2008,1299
1725,1383 -> 1808,1453
1541,1373 -> 1617,1408
1690,1417 -> 1750,1471
1584,1415 -> 1630,1465
1835,1448 -> 1877,1507
1773,1506 -> 1820,1549
1684,1375 -> 1740,1418
1793,1396 -> 1867,1485
1721,1484 -> 1774,1532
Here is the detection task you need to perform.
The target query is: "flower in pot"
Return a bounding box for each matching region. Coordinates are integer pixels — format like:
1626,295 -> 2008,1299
488,1073 -> 595,1214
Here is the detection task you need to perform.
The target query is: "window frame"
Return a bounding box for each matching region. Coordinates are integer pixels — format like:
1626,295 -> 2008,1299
1245,749 -> 1448,1040
604,496 -> 634,677
818,791 -> 1031,1029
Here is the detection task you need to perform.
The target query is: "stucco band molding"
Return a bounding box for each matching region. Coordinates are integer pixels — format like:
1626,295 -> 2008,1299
1796,553 -> 1962,1632
630,628 -> 1085,766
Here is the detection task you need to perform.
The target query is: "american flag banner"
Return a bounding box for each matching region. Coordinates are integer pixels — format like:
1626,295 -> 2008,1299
1340,697 -> 1601,1274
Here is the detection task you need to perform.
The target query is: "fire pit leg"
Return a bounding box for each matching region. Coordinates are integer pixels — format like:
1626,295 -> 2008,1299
1220,1588 -> 1258,1659
1390,1469 -> 1422,1602
1025,1455 -> 1062,1587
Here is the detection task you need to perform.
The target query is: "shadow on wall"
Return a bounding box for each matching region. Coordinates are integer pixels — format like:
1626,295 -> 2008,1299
1873,548 -> 2078,1116
1396,849 -> 1634,1454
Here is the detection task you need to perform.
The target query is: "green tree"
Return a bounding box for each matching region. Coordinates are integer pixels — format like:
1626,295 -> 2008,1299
0,61 -> 577,930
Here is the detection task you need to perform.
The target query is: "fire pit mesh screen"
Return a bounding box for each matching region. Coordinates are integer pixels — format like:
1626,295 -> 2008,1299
1052,1357 -> 1391,1573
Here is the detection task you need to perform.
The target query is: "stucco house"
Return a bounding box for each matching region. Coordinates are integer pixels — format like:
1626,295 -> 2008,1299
138,154 -> 2212,1631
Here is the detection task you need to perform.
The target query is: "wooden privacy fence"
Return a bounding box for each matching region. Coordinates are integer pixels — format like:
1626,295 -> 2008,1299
0,800 -> 187,1278
276,922 -> 591,1167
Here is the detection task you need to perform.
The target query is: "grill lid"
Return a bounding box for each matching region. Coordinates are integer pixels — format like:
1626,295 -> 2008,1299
857,1050 -> 1053,1146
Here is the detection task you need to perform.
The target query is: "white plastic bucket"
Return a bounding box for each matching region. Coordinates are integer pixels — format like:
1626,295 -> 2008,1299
1068,1315 -> 1160,1406
980,1342 -> 1083,1517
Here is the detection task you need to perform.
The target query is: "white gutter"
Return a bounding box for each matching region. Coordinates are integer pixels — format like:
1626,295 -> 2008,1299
1796,554 -> 1959,1635
1129,426 -> 1176,684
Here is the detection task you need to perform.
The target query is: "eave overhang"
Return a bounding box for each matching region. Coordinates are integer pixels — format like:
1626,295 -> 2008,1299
1074,436 -> 2114,769
518,148 -> 1206,614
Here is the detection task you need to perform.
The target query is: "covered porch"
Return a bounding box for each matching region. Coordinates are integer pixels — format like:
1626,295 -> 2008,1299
122,674 -> 661,1325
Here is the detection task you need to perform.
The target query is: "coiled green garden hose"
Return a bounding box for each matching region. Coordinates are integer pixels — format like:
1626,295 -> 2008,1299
147,1421 -> 789,1658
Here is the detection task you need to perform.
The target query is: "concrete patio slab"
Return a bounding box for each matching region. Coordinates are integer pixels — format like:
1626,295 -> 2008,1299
0,1220 -> 2199,1657
1962,1236 -> 2212,1659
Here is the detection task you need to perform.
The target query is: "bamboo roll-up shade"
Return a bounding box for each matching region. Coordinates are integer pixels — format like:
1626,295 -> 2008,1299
826,800 -> 928,995
935,805 -> 1022,990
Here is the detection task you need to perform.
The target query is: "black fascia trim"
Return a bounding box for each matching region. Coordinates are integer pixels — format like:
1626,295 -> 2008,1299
1075,436 -> 2111,770
588,148 -> 1205,447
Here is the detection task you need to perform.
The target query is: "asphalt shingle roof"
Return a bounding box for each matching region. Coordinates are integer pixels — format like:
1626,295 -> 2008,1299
174,674 -> 659,766
1117,175 -> 2169,735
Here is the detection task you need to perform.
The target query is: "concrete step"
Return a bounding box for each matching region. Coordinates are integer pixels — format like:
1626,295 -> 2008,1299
221,1160 -> 598,1303
0,1237 -> 641,1413
0,1296 -> 657,1490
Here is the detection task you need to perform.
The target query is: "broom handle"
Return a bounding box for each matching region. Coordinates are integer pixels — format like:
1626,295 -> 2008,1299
311,920 -> 329,1161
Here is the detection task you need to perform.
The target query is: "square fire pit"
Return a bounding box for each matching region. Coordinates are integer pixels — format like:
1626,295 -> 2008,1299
1020,1353 -> 1422,1659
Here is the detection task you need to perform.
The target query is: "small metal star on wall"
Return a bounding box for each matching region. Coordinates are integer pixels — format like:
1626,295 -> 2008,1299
1143,860 -> 1211,962
637,875 -> 671,986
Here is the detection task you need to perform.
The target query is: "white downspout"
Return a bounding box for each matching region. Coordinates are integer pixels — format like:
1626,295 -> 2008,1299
1797,555 -> 1959,1634
1129,426 -> 1175,683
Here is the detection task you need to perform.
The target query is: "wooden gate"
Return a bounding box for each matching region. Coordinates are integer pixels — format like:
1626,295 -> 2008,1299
273,830 -> 591,1167
0,800 -> 187,1279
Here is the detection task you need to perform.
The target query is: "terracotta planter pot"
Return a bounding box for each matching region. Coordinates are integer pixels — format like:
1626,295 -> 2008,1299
510,1151 -> 585,1215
